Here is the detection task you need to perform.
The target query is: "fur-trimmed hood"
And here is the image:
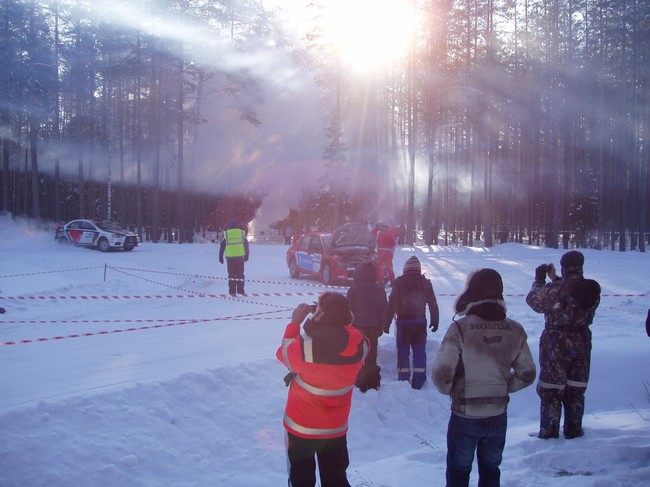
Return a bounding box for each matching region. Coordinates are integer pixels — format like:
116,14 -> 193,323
455,268 -> 507,320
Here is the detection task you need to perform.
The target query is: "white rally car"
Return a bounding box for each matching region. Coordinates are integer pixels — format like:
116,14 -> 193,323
55,219 -> 139,252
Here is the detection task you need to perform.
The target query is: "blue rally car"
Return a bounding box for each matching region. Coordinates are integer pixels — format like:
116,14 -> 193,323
286,223 -> 376,285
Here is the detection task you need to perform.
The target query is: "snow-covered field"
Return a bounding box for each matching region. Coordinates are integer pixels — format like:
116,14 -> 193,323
1,215 -> 649,486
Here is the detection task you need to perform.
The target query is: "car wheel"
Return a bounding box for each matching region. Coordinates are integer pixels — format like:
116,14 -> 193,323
321,263 -> 332,285
98,238 -> 111,252
123,245 -> 134,251
289,258 -> 300,279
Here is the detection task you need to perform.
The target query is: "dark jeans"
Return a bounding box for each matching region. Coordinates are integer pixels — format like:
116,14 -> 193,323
286,432 -> 351,487
446,412 -> 507,487
226,257 -> 245,294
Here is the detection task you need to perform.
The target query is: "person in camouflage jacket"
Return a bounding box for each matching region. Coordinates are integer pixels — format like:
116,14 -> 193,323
526,250 -> 601,439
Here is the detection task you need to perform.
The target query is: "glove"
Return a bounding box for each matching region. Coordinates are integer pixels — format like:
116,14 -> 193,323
219,256 -> 224,264
534,264 -> 547,282
283,372 -> 297,387
429,322 -> 438,332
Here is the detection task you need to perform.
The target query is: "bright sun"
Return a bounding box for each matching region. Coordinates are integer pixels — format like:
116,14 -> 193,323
320,0 -> 415,74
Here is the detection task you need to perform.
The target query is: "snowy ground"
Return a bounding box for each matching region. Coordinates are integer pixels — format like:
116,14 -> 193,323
1,215 -> 649,486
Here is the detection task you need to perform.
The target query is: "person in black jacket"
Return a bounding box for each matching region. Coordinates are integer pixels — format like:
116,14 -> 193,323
347,262 -> 388,391
384,256 -> 439,389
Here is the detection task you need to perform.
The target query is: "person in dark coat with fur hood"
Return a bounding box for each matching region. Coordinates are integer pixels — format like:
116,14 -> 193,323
384,256 -> 439,389
432,268 -> 536,487
346,261 -> 388,391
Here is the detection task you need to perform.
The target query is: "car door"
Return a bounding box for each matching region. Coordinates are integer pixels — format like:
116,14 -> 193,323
295,235 -> 322,276
77,221 -> 99,246
307,235 -> 323,274
65,220 -> 85,244
295,235 -> 312,274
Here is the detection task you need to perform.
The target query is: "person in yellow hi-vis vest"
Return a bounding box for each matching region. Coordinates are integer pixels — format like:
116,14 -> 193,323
218,219 -> 250,296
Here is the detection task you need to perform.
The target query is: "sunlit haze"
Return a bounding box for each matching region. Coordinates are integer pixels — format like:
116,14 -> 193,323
320,0 -> 414,74
265,0 -> 415,74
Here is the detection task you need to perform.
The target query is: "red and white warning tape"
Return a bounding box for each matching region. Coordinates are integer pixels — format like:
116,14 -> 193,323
0,309 -> 292,346
1,264 -> 647,346
0,291 -> 322,302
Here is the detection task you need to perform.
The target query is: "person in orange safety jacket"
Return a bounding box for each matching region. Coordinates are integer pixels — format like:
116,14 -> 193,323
276,292 -> 369,487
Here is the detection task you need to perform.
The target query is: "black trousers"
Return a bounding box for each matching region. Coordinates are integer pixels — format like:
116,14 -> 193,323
226,257 -> 245,294
354,328 -> 381,391
286,432 -> 351,487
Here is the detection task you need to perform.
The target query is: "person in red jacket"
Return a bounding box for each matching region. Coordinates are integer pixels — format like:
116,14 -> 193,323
372,222 -> 398,286
277,292 -> 369,487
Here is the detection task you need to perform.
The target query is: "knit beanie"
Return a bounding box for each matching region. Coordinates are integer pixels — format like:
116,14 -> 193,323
455,268 -> 506,316
561,250 -> 584,276
403,256 -> 421,274
314,292 -> 352,327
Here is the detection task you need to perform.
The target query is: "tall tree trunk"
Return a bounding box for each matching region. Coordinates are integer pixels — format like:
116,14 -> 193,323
29,119 -> 40,218
176,57 -> 187,242
150,47 -> 161,243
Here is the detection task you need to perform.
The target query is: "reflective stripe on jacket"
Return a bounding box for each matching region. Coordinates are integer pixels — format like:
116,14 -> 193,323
224,228 -> 246,258
276,322 -> 367,439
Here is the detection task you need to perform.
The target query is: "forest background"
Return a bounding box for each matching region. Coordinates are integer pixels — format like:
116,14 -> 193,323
0,0 -> 648,251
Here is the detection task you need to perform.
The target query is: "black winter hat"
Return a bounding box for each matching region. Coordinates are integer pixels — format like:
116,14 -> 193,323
455,268 -> 505,316
315,292 -> 352,327
561,250 -> 584,276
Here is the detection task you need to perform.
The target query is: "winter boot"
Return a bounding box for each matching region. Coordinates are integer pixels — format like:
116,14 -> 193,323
411,372 -> 426,390
562,384 -> 586,439
365,365 -> 381,390
538,385 -> 562,439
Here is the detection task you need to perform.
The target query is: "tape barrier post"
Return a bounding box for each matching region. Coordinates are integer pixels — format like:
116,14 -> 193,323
104,263 -> 107,282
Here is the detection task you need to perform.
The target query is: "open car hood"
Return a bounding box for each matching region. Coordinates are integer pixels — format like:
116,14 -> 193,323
329,223 -> 375,251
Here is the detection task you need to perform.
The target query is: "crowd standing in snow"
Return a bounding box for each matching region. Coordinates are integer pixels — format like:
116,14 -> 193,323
431,268 -> 537,486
